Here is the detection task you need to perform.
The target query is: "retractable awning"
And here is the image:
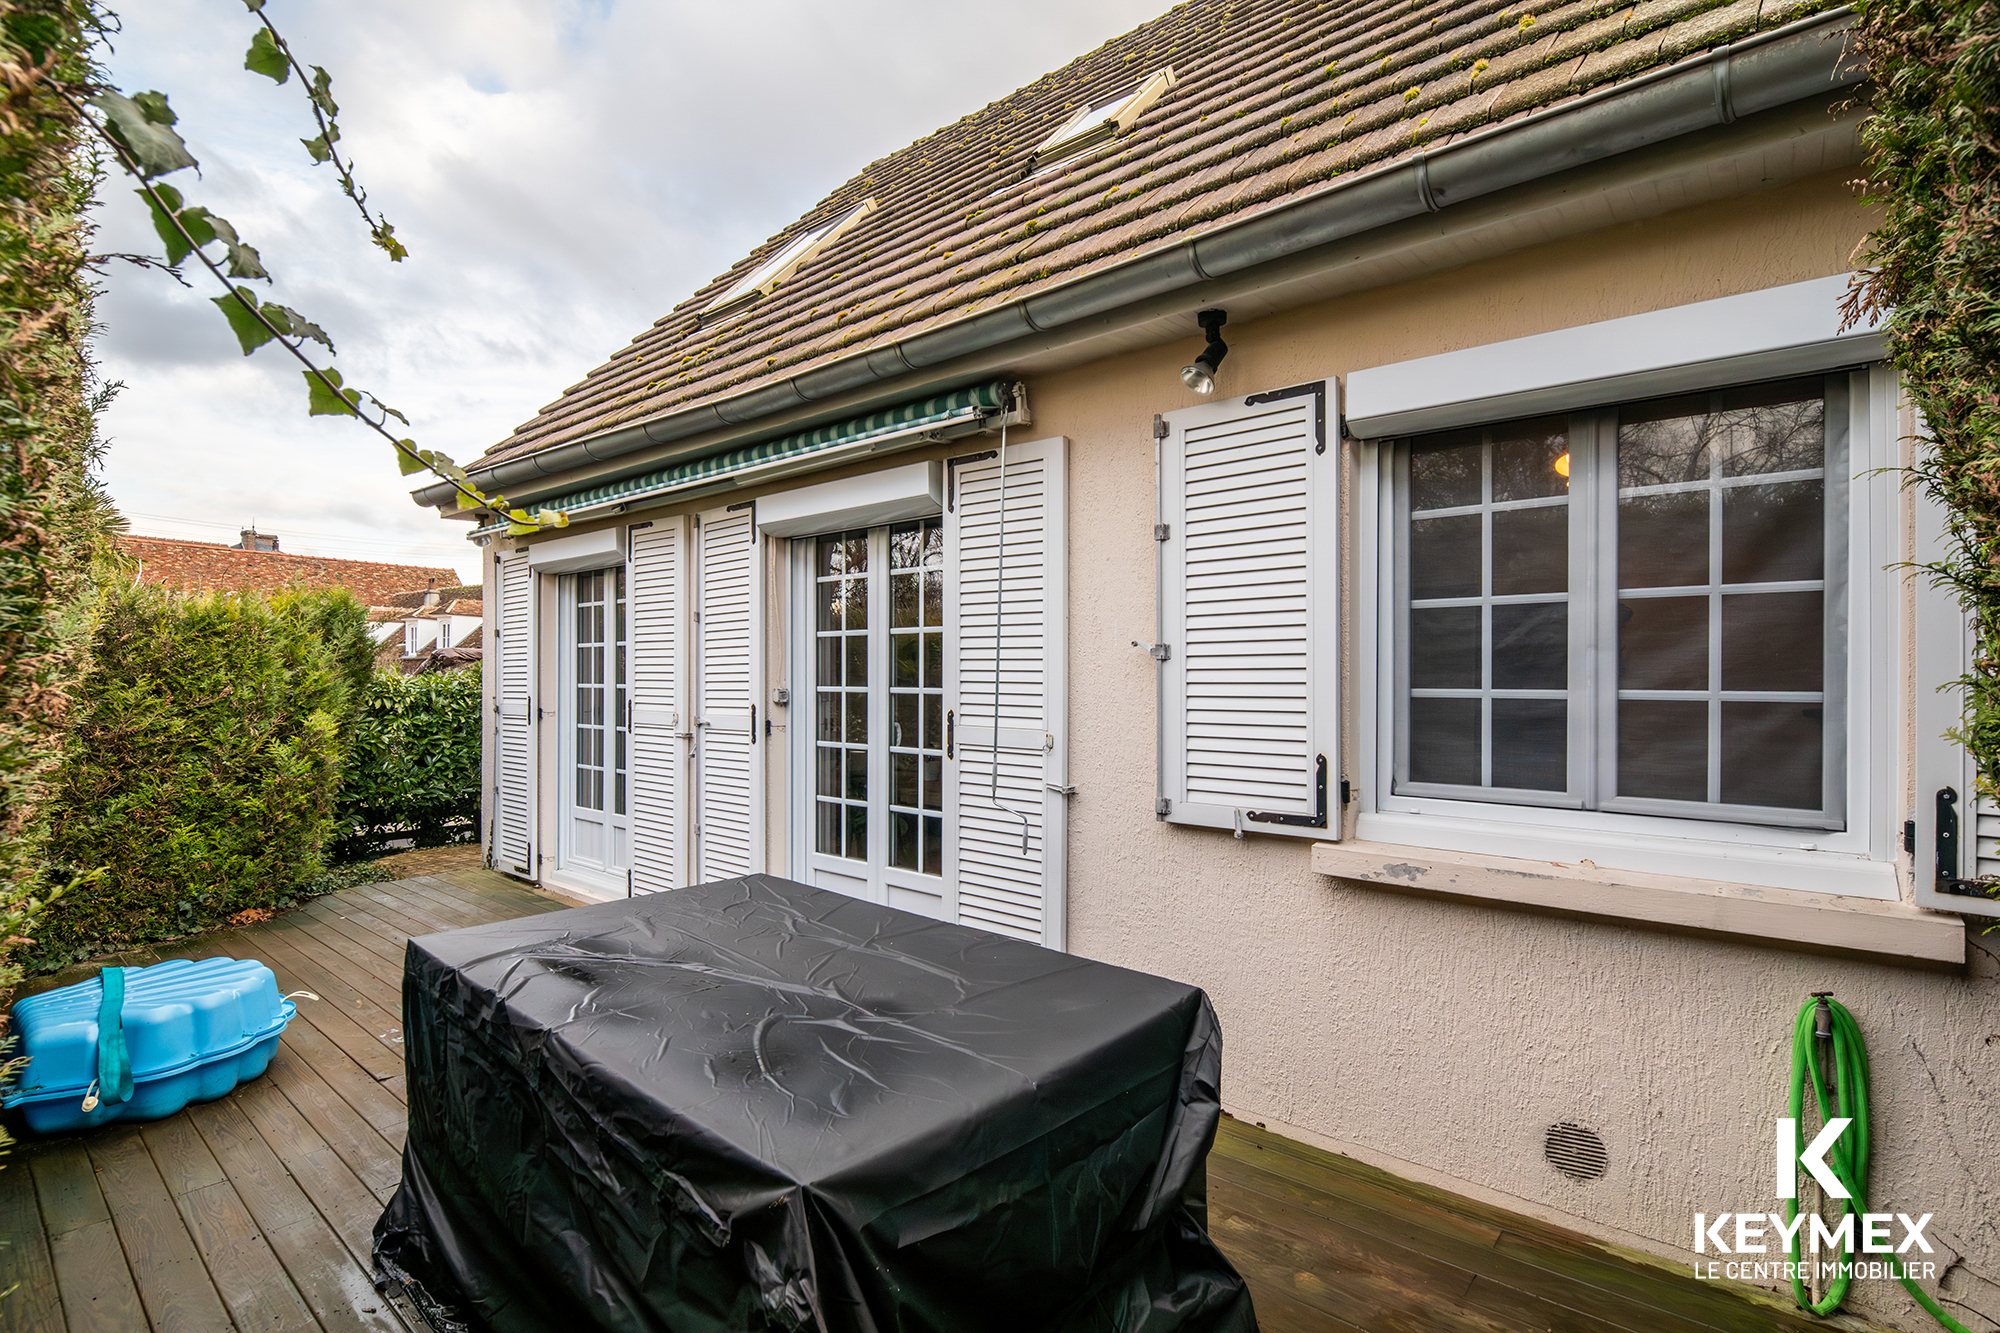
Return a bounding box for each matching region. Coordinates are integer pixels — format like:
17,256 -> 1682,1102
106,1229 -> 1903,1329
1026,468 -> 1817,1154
471,381 -> 1013,536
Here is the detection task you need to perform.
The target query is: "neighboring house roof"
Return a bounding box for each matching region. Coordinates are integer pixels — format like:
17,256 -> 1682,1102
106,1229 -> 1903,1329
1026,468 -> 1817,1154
378,585 -> 482,610
121,535 -> 463,607
471,0 -> 1844,473
377,625 -> 484,675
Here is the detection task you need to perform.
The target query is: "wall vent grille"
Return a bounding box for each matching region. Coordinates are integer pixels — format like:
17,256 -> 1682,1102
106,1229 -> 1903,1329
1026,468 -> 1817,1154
1544,1122 -> 1608,1181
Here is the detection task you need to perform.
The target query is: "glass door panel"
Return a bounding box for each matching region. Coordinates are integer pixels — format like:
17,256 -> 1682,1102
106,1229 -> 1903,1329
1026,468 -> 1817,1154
558,567 -> 629,893
802,520 -> 948,915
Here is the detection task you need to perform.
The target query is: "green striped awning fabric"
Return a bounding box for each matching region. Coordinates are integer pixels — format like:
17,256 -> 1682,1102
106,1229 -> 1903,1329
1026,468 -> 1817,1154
473,381 -> 1012,536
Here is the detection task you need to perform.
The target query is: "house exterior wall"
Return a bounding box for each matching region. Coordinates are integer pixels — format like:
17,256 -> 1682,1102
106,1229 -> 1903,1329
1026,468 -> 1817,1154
1010,167 -> 2000,1328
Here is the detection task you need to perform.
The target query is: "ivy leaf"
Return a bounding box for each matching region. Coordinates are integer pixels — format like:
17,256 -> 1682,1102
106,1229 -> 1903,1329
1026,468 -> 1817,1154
395,441 -> 425,475
131,90 -> 176,126
225,241 -> 268,281
241,0 -> 265,9
364,393 -> 409,425
244,28 -> 289,84
264,303 -> 332,350
211,288 -> 277,355
455,488 -> 483,511
93,91 -> 197,179
371,222 -> 409,262
305,368 -> 361,417
175,204 -> 219,250
137,188 -> 193,265
308,65 -> 338,117
301,134 -> 332,164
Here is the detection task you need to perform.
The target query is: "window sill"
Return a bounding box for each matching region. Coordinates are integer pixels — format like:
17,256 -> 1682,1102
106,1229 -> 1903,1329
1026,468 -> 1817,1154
1309,841 -> 1966,967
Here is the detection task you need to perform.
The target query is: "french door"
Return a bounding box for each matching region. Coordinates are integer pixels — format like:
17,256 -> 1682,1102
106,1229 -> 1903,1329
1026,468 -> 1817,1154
798,520 -> 953,918
557,566 -> 629,893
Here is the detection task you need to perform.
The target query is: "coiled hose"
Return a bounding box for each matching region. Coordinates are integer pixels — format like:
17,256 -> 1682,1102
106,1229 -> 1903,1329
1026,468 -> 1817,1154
1784,995 -> 1969,1331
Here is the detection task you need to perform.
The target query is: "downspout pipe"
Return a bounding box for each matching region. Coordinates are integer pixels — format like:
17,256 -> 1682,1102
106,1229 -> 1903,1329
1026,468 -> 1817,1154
416,9 -> 1861,510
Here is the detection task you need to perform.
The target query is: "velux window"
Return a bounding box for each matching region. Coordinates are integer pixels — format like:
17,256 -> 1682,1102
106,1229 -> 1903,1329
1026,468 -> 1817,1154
1394,376 -> 1844,828
1028,68 -> 1177,175
704,199 -> 877,316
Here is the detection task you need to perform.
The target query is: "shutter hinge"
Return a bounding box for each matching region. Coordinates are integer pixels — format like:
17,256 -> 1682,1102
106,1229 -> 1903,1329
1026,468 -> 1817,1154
1152,415 -> 1169,439
1047,784 -> 1077,797
1154,522 -> 1170,542
1155,797 -> 1172,818
1131,639 -> 1170,661
1340,778 -> 1353,806
1245,754 -> 1330,829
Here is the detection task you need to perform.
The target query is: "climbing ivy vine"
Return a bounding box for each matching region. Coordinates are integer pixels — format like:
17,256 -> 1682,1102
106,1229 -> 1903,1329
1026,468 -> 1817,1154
67,2 -> 568,536
1845,0 -> 2000,792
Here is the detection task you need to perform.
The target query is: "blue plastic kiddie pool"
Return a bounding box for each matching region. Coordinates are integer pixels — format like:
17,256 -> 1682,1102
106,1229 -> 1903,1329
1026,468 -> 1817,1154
4,957 -> 297,1134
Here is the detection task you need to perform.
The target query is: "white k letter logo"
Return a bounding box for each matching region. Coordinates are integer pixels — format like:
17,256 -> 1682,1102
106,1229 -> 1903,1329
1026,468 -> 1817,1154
1778,1117 -> 1853,1199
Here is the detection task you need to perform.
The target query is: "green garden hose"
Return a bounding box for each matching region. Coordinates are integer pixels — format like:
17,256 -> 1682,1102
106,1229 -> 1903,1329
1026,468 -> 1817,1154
1784,994 -> 1970,1332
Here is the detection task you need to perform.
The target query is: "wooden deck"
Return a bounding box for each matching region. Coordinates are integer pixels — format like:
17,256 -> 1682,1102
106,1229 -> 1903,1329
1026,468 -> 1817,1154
0,870 -> 1848,1333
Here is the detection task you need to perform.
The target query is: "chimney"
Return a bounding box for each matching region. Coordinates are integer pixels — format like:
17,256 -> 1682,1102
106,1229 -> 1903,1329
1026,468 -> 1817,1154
234,527 -> 279,552
422,580 -> 440,609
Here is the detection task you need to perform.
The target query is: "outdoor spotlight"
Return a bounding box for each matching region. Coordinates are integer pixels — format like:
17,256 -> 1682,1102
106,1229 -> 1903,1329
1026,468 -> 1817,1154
1179,308 -> 1228,395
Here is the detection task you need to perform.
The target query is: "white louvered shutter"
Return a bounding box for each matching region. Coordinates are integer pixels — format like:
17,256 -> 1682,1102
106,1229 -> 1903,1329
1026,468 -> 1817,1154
628,518 -> 688,893
694,506 -> 759,880
1914,475 -> 2000,915
492,549 -> 536,875
946,436 -> 1068,948
1159,383 -> 1339,839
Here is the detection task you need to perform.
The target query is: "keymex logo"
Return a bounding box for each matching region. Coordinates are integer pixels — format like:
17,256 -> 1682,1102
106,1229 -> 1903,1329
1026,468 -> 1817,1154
1689,1117 -> 1939,1283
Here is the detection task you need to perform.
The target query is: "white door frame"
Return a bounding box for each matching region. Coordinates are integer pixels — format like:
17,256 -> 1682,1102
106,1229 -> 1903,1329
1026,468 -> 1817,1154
550,564 -> 631,898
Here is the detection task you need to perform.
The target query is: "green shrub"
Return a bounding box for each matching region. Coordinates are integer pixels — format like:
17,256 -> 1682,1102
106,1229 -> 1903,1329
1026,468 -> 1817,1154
27,582 -> 371,968
333,665 -> 482,860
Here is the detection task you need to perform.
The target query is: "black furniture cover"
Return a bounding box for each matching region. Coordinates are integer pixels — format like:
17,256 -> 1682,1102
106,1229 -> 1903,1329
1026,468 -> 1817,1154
372,875 -> 1258,1333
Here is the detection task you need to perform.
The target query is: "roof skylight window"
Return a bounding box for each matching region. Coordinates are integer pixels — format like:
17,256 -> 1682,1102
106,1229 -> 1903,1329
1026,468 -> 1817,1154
705,198 -> 877,317
1028,67 -> 1177,174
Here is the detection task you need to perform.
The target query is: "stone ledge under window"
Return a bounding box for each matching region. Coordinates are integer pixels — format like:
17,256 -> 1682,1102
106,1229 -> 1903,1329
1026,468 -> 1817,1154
1310,841 -> 1966,967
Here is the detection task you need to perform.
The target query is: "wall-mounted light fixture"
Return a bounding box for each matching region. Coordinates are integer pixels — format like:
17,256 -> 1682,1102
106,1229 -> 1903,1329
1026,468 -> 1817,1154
1179,309 -> 1228,395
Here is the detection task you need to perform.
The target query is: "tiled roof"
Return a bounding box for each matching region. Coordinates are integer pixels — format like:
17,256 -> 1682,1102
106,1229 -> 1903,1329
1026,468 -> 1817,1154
121,535 -> 462,607
378,585 -> 482,610
476,0 -> 1839,470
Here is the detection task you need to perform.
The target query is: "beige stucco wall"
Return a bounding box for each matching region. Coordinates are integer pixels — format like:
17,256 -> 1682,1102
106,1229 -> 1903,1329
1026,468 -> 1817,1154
1027,168 -> 2000,1331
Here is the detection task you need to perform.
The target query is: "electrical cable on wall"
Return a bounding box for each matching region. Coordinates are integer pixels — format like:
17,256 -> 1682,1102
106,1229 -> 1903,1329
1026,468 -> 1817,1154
981,422 -> 1032,857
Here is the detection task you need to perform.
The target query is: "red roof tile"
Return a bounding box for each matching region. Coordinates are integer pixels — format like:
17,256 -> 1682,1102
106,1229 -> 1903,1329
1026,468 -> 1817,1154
121,535 -> 462,607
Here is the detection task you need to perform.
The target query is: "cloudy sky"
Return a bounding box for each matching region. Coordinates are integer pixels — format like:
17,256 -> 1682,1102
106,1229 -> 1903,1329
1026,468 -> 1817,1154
90,0 -> 1164,581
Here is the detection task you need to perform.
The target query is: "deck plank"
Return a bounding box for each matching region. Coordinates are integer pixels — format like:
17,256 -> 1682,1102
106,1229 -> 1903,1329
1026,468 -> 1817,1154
31,1143 -> 145,1333
186,1098 -> 406,1333
140,1118 -> 321,1333
87,1127 -> 235,1332
260,1049 -> 405,1193
0,1155 -> 64,1333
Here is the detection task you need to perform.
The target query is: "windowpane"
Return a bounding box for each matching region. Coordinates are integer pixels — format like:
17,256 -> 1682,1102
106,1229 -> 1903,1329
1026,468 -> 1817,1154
890,523 -> 923,569
1619,492 -> 1708,588
844,748 -> 867,801
1713,381 -> 1824,477
1411,514 -> 1481,599
1492,700 -> 1565,791
924,631 -> 944,688
817,747 -> 840,798
817,637 -> 840,686
817,582 -> 842,630
1618,700 -> 1707,801
1720,702 -> 1822,808
922,816 -> 943,875
922,755 -> 942,811
892,572 -> 919,628
1619,597 -> 1707,690
844,580 -> 868,629
1491,420 -> 1569,502
1491,507 -> 1567,595
894,753 -> 918,808
1722,481 -> 1823,583
891,811 -> 919,870
894,693 -> 918,747
923,571 -> 943,627
1410,435 -> 1481,510
1719,592 -> 1823,692
1410,607 -> 1480,689
816,800 -> 841,854
844,803 -> 867,860
894,634 -> 919,688
844,692 -> 867,743
816,691 -> 840,741
1618,393 -> 1714,487
1409,697 -> 1480,786
1491,604 -> 1566,690
845,634 -> 868,687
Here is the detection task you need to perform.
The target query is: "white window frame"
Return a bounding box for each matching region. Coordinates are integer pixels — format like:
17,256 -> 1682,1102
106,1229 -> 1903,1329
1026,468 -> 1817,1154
1356,362 -> 1902,901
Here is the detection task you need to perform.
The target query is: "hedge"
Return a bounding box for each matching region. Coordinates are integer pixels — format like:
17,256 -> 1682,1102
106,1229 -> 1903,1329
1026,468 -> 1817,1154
333,665 -> 482,859
27,582 -> 371,969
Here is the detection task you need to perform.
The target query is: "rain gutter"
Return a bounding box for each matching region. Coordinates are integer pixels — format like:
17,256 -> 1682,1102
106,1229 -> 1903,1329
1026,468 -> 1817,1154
415,9 -> 1861,510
